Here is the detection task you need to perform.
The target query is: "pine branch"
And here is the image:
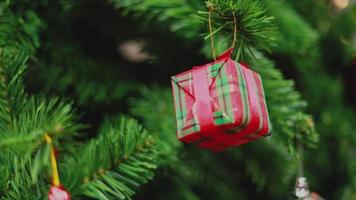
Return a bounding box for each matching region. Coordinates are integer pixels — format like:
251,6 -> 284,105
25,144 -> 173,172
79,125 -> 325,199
0,157 -> 47,200
229,139 -> 296,195
0,5 -> 87,197
111,0 -> 201,39
28,39 -> 139,106
75,81 -> 138,105
267,0 -> 318,56
248,51 -> 318,147
196,0 -> 276,60
0,55 -> 13,131
61,117 -> 158,200
0,6 -> 42,132
130,87 -> 181,166
0,97 -> 83,149
0,97 -> 84,196
0,50 -> 28,132
111,0 -> 275,60
0,9 -> 41,55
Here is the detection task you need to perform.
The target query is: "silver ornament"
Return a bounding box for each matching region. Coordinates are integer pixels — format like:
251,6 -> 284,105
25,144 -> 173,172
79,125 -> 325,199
295,176 -> 310,198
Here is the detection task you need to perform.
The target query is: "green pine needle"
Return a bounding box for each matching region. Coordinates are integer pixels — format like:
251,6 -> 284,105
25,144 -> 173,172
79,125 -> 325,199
61,117 -> 158,200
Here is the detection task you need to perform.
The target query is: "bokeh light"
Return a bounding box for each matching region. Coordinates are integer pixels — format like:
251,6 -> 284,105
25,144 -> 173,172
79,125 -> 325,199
332,0 -> 349,9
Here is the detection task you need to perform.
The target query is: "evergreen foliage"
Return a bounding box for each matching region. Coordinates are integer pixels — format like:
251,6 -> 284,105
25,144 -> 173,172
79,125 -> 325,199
0,0 -> 354,199
62,117 -> 157,200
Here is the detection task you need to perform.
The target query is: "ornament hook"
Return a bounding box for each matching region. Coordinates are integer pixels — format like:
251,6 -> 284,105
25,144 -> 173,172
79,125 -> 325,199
44,133 -> 60,187
207,2 -> 216,60
206,3 -> 238,60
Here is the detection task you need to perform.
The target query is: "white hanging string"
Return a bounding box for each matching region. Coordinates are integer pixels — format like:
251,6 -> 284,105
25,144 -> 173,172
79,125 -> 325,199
297,134 -> 304,177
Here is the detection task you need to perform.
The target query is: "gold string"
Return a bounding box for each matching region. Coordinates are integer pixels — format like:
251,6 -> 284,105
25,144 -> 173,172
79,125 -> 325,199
207,2 -> 237,59
208,8 -> 216,60
44,133 -> 60,187
231,12 -> 237,49
297,135 -> 304,177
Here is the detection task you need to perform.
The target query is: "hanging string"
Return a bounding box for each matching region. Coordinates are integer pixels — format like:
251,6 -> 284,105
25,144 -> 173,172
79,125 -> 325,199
297,134 -> 304,177
44,133 -> 60,187
208,8 -> 216,60
208,10 -> 237,60
231,12 -> 237,49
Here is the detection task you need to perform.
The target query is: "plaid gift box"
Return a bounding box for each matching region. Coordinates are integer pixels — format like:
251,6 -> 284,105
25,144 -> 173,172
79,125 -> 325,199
171,49 -> 271,151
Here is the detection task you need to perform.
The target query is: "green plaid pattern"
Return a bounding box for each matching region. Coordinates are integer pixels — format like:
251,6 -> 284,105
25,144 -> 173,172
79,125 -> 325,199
172,60 -> 248,139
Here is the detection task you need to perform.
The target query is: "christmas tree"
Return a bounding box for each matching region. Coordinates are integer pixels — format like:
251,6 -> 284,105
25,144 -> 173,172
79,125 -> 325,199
0,0 -> 355,199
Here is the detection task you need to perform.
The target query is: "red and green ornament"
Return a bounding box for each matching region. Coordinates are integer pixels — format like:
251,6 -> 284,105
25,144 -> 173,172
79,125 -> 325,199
48,185 -> 71,200
44,133 -> 71,200
171,48 -> 271,151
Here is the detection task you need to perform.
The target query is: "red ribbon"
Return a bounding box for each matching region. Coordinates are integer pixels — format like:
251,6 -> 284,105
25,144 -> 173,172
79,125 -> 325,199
192,65 -> 215,136
191,48 -> 264,150
191,50 -> 235,150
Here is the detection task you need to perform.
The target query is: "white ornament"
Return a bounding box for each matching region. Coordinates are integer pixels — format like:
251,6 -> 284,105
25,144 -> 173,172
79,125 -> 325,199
295,177 -> 310,198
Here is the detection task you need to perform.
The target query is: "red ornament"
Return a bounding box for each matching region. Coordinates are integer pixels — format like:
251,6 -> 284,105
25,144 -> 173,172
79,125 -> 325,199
171,49 -> 271,151
48,185 -> 71,200
305,192 -> 325,200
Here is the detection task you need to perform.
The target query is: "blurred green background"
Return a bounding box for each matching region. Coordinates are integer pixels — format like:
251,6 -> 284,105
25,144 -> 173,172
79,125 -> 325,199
1,0 -> 355,199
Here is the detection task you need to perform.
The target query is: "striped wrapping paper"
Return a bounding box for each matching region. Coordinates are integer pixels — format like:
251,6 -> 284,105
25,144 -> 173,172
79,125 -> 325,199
171,49 -> 271,151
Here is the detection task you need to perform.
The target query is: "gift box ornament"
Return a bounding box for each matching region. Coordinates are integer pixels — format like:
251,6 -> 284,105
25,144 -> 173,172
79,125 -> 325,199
171,49 -> 271,151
